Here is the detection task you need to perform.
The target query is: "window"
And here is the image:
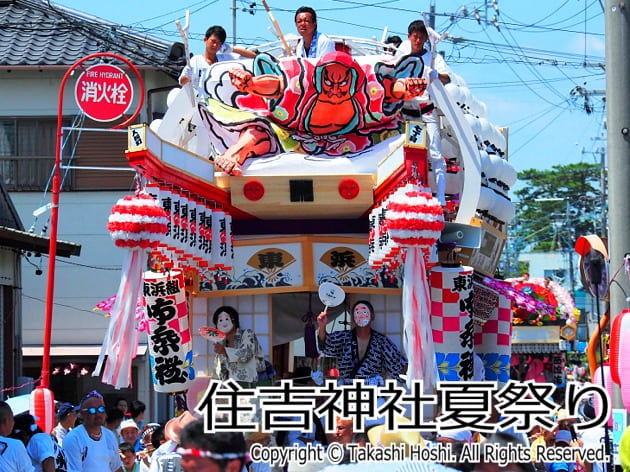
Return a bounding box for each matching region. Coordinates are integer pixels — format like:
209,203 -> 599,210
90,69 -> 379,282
0,118 -> 73,191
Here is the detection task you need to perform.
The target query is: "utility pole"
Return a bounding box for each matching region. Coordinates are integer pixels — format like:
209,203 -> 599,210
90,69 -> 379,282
605,0 -> 630,419
429,0 -> 436,29
232,0 -> 237,46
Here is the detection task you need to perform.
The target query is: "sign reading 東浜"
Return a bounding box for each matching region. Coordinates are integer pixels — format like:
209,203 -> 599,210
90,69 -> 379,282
74,63 -> 134,122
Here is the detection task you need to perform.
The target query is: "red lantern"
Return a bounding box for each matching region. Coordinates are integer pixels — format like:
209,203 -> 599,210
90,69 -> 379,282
385,184 -> 444,248
107,192 -> 168,249
30,386 -> 55,433
609,309 -> 630,385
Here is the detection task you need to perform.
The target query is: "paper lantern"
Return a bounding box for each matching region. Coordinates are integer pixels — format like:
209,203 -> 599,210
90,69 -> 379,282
609,309 -> 630,385
385,183 -> 444,249
474,291 -> 512,385
30,386 -> 55,434
107,192 -> 168,249
431,266 -> 475,381
592,365 -> 612,427
610,309 -> 630,410
144,270 -> 194,393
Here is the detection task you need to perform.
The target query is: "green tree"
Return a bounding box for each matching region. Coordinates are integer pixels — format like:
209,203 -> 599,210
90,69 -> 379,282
502,162 -> 603,278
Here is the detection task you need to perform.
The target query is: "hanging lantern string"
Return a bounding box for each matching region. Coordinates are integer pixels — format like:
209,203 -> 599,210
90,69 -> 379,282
0,376 -> 42,393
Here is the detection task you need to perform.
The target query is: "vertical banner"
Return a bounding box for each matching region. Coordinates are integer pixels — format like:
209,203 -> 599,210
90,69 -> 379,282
224,212 -> 233,271
430,265 -> 474,381
211,209 -> 225,269
473,292 -> 512,385
143,270 -> 194,393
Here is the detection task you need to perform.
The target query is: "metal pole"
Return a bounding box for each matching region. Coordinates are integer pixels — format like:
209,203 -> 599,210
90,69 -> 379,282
605,0 -> 630,417
429,0 -> 436,30
599,147 -> 607,236
41,53 -> 144,389
41,75 -> 68,388
232,0 -> 237,46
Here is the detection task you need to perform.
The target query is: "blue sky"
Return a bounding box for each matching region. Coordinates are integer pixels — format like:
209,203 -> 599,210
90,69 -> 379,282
55,0 -> 607,174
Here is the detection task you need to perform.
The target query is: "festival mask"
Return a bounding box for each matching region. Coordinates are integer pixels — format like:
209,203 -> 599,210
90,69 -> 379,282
353,303 -> 371,327
216,312 -> 234,333
322,63 -> 352,103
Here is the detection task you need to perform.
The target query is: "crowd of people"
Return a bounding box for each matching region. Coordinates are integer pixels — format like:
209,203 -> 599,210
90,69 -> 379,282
2,385 -> 628,472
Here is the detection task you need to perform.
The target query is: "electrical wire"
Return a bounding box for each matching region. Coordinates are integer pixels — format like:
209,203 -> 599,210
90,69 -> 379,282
22,293 -> 106,316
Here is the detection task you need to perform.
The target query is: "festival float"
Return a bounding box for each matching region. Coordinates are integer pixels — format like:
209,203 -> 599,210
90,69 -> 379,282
108,24 -> 521,396
481,275 -> 578,386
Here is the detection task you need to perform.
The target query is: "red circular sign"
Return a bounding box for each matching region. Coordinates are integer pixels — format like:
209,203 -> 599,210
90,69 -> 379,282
74,64 -> 134,122
339,178 -> 360,200
243,180 -> 265,201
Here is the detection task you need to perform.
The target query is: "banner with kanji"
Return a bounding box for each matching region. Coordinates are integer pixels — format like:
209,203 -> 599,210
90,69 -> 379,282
143,270 -> 194,392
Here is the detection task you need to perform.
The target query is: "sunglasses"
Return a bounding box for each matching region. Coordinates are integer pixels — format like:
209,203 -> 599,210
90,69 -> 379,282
81,405 -> 106,415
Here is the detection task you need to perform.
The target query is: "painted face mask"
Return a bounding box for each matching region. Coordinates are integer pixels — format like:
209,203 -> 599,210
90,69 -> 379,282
353,303 -> 371,327
216,312 -> 234,333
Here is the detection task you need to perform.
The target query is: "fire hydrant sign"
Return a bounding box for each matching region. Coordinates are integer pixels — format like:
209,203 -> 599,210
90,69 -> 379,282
74,63 -> 134,122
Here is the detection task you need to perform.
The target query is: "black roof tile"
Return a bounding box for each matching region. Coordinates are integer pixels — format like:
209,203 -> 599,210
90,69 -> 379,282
0,0 -> 185,77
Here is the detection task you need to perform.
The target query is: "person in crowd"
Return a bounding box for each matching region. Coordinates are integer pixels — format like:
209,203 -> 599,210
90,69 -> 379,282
129,401 -> 146,432
11,413 -> 64,472
179,25 -> 255,97
149,411 -> 196,472
398,19 -> 451,206
115,398 -> 129,418
275,366 -> 328,449
106,408 -> 125,443
0,401 -> 33,472
119,420 -> 140,452
294,6 -> 336,58
317,300 -> 407,384
384,34 -> 402,54
542,429 -> 576,472
177,420 -> 247,472
63,390 -> 123,472
212,306 -> 264,387
137,425 -> 163,471
578,397 -> 605,472
119,442 -> 139,472
53,402 -> 77,447
475,432 -> 536,472
244,429 -> 272,472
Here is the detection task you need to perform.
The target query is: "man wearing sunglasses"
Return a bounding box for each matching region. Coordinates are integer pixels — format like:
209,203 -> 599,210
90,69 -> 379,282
63,391 -> 123,471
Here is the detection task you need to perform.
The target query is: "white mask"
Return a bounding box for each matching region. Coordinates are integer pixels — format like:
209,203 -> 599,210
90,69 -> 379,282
216,312 -> 234,333
353,303 -> 371,327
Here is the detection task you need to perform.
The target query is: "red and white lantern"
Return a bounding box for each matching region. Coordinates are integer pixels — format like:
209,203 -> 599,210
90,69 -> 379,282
107,192 -> 168,249
30,386 -> 55,434
385,183 -> 444,250
609,309 -> 630,410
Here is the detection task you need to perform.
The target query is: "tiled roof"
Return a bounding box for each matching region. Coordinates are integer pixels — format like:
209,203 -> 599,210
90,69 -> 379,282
0,0 -> 185,77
